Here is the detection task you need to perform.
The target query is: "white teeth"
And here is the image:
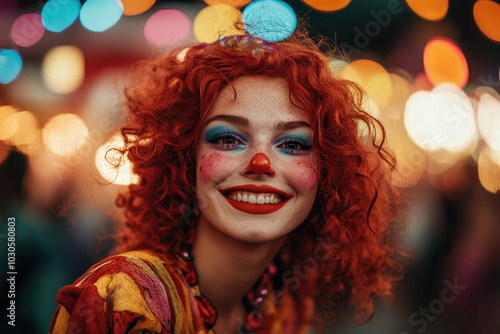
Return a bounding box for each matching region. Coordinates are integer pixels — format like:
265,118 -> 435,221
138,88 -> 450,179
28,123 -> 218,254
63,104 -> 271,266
226,191 -> 284,204
257,195 -> 265,204
248,194 -> 257,204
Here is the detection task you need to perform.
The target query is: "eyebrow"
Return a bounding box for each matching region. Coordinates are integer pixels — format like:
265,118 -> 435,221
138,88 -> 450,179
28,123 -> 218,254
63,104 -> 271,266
204,115 -> 312,131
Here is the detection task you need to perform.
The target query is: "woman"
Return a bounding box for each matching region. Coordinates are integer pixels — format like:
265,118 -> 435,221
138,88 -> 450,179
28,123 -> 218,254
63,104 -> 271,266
50,34 -> 405,333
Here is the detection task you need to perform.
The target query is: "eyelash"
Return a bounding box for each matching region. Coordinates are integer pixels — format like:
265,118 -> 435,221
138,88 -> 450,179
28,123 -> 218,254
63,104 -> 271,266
206,131 -> 312,155
207,132 -> 246,150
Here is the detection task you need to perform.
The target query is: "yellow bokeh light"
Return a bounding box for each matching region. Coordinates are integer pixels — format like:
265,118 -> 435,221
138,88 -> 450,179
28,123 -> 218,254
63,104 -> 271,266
121,0 -> 156,16
7,111 -> 42,155
473,0 -> 500,42
423,38 -> 468,89
301,0 -> 351,12
204,0 -> 252,8
404,84 -> 476,153
340,59 -> 393,108
405,0 -> 448,21
383,118 -> 426,188
381,73 -> 414,120
193,4 -> 244,43
0,105 -> 19,141
477,92 -> 500,151
42,45 -> 85,94
42,113 -> 89,156
95,133 -> 140,185
478,147 -> 500,193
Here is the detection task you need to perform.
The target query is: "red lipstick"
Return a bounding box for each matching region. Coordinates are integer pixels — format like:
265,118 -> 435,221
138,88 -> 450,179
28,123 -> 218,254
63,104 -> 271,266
218,185 -> 292,215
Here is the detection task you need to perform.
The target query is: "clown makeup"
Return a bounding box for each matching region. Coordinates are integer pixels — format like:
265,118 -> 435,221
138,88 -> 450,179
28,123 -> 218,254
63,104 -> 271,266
195,75 -> 319,244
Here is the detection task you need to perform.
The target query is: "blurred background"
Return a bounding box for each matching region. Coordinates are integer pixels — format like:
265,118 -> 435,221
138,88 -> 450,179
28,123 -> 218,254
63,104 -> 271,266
0,0 -> 499,333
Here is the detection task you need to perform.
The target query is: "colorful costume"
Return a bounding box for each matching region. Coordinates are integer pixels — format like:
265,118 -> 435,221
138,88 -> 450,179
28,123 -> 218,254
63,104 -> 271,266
50,242 -> 311,333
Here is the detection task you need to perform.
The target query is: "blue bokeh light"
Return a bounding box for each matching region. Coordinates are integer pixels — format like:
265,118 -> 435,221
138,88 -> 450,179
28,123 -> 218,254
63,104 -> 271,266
80,0 -> 123,32
42,0 -> 81,33
243,0 -> 297,42
0,49 -> 23,84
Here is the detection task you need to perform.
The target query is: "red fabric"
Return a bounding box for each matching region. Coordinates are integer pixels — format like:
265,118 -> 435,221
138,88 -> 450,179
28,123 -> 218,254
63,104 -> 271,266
64,285 -> 108,334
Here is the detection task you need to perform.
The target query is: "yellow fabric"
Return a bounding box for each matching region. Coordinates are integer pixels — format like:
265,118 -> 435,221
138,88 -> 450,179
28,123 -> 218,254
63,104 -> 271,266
94,272 -> 162,333
51,306 -> 70,334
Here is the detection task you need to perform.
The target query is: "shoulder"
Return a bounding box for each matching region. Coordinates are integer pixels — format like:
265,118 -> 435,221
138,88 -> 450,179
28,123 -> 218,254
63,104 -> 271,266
50,250 -> 196,334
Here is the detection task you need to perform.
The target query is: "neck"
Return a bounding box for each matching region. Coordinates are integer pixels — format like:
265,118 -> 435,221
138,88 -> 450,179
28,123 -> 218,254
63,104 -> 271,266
192,217 -> 285,332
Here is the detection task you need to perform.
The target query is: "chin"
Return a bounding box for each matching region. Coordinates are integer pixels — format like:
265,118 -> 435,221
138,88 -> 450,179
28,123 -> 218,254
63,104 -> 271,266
225,222 -> 292,244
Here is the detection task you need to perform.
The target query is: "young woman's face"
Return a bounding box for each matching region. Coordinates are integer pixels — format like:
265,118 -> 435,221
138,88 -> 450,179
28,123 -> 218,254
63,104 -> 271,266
195,76 -> 318,243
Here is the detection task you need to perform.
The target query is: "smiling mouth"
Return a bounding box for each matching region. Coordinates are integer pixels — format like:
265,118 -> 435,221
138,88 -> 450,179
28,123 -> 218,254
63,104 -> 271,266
219,185 -> 292,214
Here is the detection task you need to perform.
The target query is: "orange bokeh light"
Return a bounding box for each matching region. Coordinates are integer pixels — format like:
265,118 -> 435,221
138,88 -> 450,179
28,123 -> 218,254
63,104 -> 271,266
120,0 -> 156,16
423,38 -> 468,89
204,0 -> 252,8
473,0 -> 500,42
301,0 -> 351,12
405,0 -> 448,21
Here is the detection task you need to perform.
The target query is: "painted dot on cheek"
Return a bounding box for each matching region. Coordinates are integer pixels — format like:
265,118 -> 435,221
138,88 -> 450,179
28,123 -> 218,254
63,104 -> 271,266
199,153 -> 224,182
292,160 -> 318,190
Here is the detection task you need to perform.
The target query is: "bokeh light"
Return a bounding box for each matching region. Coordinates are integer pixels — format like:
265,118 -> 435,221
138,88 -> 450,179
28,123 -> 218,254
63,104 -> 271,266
381,73 -> 414,120
404,84 -> 476,153
340,59 -> 393,107
42,113 -> 89,156
41,0 -> 81,33
7,110 -> 42,155
0,105 -> 19,141
301,0 -> 351,12
405,0 -> 448,21
0,49 -> 22,84
329,59 -> 348,77
423,38 -> 468,89
414,72 -> 433,91
477,91 -> 500,151
42,46 -> 85,94
204,0 -> 253,8
11,13 -> 45,47
121,0 -> 156,16
80,0 -> 123,32
383,118 -> 426,188
144,9 -> 191,46
193,4 -> 244,43
95,133 -> 140,185
473,0 -> 500,42
478,147 -> 500,193
243,0 -> 297,42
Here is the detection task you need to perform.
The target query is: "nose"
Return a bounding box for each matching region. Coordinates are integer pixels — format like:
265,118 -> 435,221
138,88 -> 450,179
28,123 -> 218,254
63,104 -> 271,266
245,153 -> 276,176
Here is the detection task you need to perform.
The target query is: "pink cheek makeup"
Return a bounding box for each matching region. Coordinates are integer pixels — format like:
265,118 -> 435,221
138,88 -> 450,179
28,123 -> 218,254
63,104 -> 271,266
292,159 -> 318,190
198,152 -> 241,183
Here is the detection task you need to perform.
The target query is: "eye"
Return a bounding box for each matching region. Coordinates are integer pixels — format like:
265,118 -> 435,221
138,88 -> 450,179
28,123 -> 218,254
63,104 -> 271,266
276,137 -> 312,155
281,141 -> 303,150
205,131 -> 247,151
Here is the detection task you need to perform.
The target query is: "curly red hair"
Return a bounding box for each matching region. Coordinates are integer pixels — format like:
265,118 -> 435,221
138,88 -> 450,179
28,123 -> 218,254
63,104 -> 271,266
114,34 -> 406,327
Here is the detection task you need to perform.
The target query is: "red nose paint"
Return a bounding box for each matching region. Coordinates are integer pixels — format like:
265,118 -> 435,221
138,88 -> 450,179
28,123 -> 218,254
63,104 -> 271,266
245,153 -> 276,176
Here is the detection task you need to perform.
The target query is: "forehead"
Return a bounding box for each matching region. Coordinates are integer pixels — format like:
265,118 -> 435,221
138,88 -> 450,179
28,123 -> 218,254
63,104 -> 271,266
205,75 -> 308,124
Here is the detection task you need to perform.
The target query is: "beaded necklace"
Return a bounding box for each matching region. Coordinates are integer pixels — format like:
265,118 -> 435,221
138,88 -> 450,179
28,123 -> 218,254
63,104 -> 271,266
177,228 -> 279,333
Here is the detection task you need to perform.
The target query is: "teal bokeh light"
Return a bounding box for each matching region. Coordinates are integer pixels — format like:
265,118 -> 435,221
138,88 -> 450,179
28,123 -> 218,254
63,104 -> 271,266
0,49 -> 23,84
42,0 -> 81,33
243,0 -> 297,42
80,0 -> 123,32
